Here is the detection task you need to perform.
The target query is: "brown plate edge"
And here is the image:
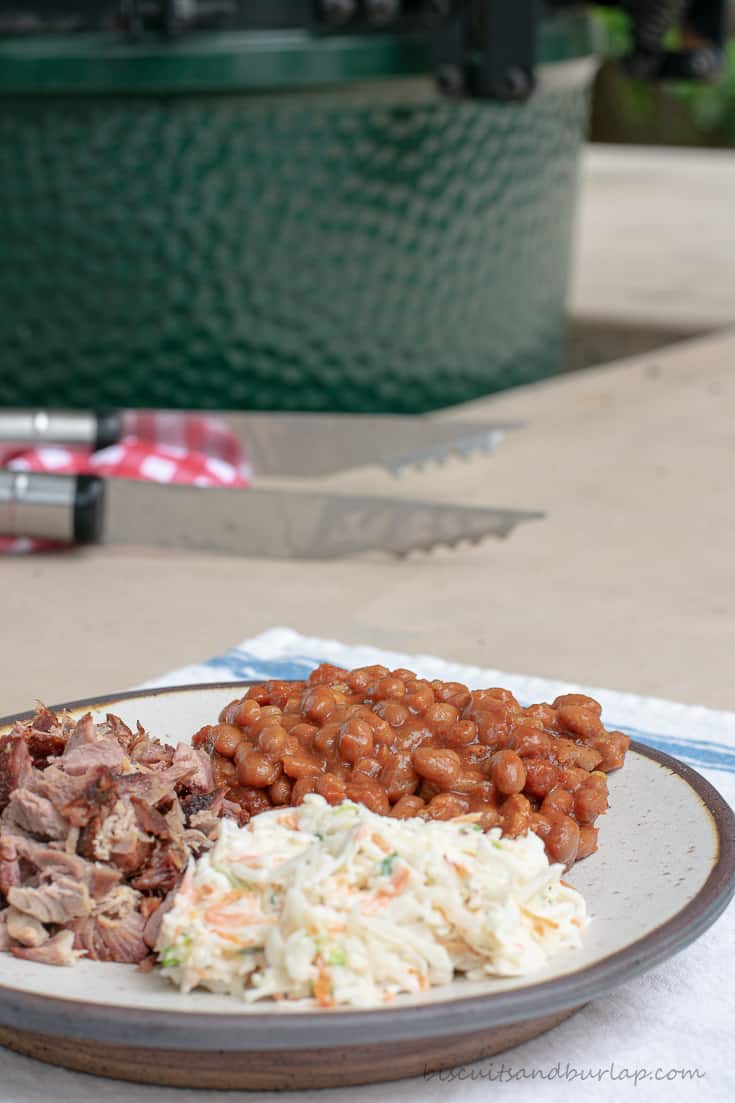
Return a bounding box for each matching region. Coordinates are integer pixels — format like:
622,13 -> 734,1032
0,682 -> 733,1052
0,1007 -> 584,1090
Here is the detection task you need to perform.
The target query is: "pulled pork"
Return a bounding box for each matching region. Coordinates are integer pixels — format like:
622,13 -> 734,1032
0,708 -> 229,966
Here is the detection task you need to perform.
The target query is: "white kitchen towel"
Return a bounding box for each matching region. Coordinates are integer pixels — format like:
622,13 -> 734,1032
2,628 -> 733,1103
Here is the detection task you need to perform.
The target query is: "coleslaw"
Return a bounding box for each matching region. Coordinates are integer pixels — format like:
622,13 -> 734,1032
157,795 -> 587,1008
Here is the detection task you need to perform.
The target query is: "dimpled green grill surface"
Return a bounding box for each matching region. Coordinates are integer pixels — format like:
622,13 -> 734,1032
0,78 -> 591,412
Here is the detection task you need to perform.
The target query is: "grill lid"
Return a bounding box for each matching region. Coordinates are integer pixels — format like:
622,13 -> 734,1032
0,2 -> 600,100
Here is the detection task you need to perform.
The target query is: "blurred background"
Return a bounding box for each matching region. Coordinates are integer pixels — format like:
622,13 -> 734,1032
591,2 -> 735,146
0,2 -> 733,414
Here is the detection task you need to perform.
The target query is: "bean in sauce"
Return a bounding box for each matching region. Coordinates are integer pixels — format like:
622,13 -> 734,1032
193,668 -> 629,868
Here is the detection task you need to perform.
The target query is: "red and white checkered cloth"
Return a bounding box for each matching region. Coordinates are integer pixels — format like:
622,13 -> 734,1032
1,413 -> 252,553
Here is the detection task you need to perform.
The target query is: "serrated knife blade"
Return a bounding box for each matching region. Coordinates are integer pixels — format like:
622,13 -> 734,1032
0,472 -> 543,559
213,414 -> 516,476
102,481 -> 542,558
0,410 -> 519,477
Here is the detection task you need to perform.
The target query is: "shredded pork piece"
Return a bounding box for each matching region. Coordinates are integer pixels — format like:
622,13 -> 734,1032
0,910 -> 11,951
0,736 -> 33,813
12,929 -> 82,966
8,876 -> 92,926
5,906 -> 49,948
0,707 -> 232,966
5,788 -> 69,840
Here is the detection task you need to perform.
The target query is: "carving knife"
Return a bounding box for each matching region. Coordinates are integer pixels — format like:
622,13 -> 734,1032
0,472 -> 543,559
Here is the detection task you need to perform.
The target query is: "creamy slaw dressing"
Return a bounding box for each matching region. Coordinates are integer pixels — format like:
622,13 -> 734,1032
158,795 -> 587,1008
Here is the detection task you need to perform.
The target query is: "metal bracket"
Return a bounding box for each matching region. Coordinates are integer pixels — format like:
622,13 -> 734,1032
433,1 -> 539,101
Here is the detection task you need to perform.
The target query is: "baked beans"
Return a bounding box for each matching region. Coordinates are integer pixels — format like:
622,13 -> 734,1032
192,668 -> 629,869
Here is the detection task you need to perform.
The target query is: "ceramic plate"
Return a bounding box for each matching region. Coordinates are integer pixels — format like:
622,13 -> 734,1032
0,683 -> 733,1090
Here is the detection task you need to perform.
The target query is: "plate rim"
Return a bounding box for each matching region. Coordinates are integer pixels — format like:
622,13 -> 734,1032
0,681 -> 733,1051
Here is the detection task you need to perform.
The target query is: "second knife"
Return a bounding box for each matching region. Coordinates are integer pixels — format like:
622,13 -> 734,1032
0,409 -> 518,478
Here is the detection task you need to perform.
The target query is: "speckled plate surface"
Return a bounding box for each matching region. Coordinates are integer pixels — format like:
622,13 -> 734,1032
0,683 -> 733,1090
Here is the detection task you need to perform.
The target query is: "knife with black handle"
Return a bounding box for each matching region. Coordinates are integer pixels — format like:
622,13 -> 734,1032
0,471 -> 542,559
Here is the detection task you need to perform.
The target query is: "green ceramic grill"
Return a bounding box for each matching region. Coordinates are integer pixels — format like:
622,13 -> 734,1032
0,2 -> 724,413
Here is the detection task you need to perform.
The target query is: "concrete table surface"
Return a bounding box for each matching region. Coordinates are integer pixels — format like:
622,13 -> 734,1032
570,145 -> 735,335
2,328 -> 734,715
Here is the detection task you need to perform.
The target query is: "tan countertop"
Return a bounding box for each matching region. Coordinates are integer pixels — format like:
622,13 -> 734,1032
3,328 -> 734,715
570,146 -> 735,335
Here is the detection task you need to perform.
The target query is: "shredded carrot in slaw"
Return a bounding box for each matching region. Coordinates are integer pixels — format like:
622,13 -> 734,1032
363,862 -> 411,914
157,795 -> 588,1007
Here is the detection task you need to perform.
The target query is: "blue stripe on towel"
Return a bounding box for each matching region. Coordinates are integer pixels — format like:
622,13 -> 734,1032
610,726 -> 735,773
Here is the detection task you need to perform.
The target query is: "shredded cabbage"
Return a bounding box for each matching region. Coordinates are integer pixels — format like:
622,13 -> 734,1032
158,795 -> 587,1008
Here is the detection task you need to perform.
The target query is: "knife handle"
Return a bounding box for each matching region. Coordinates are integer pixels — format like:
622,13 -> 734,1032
0,472 -> 105,544
0,409 -> 122,451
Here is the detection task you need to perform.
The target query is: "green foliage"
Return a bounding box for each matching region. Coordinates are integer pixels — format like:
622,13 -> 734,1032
595,5 -> 631,54
592,7 -> 735,146
672,41 -> 735,138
